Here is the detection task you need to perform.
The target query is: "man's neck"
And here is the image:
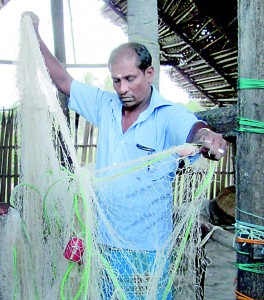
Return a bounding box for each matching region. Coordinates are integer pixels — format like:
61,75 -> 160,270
121,88 -> 152,132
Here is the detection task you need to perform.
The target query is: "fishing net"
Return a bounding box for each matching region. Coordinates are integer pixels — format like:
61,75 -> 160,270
0,15 -> 217,300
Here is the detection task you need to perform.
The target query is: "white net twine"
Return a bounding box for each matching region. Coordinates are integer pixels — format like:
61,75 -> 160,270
0,15 -> 217,300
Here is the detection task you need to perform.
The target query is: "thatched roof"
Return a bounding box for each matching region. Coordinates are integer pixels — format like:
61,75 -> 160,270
101,0 -> 238,108
0,0 -> 238,108
0,0 -> 11,10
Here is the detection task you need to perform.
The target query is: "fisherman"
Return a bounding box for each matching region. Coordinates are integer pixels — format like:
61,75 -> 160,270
24,11 -> 227,299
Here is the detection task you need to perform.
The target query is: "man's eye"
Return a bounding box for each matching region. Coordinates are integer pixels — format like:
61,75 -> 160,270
127,77 -> 135,82
113,79 -> 120,84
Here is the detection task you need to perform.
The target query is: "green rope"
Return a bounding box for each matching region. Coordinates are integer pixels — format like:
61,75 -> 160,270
99,254 -> 127,300
236,207 -> 264,221
60,192 -> 91,299
238,78 -> 264,89
11,145 -> 216,299
162,210 -> 195,300
20,220 -> 40,299
162,160 -> 217,300
60,262 -> 75,300
237,250 -> 250,255
236,78 -> 264,133
13,247 -> 18,300
236,263 -> 264,274
80,173 -> 127,299
43,175 -> 75,234
9,183 -> 41,207
73,193 -> 86,233
237,117 -> 264,134
78,180 -> 92,299
236,220 -> 264,232
95,150 -> 175,183
96,144 -> 201,183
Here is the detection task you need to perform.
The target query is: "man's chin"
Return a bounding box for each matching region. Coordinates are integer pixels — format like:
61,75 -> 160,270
122,103 -> 138,111
121,100 -> 135,107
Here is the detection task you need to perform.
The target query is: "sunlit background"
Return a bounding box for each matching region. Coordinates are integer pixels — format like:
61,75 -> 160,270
0,0 -> 190,109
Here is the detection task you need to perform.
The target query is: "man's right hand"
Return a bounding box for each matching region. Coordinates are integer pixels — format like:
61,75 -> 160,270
21,11 -> 73,97
22,11 -> 40,32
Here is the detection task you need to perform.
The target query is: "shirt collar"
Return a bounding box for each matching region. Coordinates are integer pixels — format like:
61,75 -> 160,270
111,85 -> 173,127
137,86 -> 173,121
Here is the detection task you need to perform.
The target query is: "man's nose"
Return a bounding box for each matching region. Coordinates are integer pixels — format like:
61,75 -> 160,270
119,80 -> 129,94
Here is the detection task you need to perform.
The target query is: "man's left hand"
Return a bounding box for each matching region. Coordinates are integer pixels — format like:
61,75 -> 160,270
196,128 -> 227,160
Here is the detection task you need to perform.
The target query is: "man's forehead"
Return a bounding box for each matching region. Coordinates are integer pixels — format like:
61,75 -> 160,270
111,71 -> 138,79
110,56 -> 138,72
110,65 -> 140,79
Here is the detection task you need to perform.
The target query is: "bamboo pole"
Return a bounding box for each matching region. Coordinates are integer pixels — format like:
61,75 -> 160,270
50,0 -> 70,123
236,1 -> 264,298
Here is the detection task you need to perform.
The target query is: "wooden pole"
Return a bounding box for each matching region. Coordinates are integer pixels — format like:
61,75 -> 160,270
236,1 -> 264,298
50,0 -> 73,169
127,0 -> 160,90
50,0 -> 70,124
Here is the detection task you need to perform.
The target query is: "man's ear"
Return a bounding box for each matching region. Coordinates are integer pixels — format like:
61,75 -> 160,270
145,66 -> 155,83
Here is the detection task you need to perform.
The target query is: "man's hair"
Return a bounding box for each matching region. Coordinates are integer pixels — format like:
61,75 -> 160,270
108,42 -> 152,72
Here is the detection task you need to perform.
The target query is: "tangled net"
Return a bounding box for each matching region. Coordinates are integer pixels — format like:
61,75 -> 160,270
0,15 -> 217,300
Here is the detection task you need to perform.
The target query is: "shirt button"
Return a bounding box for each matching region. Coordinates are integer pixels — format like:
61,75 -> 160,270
113,162 -> 117,166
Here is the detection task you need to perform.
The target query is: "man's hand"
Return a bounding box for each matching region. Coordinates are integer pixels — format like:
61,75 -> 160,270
187,122 -> 228,161
22,11 -> 39,32
196,128 -> 227,160
21,11 -> 73,96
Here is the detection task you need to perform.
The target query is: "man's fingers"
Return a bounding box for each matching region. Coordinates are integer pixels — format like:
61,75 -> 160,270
196,128 -> 227,161
22,11 -> 39,27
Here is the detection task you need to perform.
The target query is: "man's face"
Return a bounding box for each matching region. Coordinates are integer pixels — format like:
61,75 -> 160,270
109,56 -> 154,110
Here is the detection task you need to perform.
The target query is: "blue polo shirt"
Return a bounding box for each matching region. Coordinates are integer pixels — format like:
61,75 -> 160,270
69,80 -> 198,250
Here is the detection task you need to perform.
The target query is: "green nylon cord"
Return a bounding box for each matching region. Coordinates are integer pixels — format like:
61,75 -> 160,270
237,250 -> 250,255
238,78 -> 264,89
237,117 -> 264,134
20,220 -> 40,299
10,171 -> 121,299
96,144 -> 200,183
12,146 -> 215,299
162,211 -> 195,300
43,175 -> 75,234
78,176 -> 127,299
60,187 -> 91,299
236,220 -> 264,233
73,269 -> 88,300
73,192 -> 86,233
95,151 -> 173,183
60,183 -> 127,299
236,263 -> 264,274
60,262 -> 75,299
236,207 -> 264,221
237,78 -> 264,133
162,160 -> 217,300
99,254 -> 127,300
13,247 -> 18,300
9,183 -> 41,207
9,183 -> 41,299
11,173 -> 87,300
78,181 -> 92,299
60,250 -> 128,300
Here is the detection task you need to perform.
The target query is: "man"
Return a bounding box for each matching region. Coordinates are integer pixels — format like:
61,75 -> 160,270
25,12 -> 227,299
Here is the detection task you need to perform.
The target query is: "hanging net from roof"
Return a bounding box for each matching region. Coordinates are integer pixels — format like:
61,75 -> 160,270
0,15 -> 217,300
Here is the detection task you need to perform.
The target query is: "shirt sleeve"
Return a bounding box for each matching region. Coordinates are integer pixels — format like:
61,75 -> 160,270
68,80 -> 110,126
165,104 -> 198,145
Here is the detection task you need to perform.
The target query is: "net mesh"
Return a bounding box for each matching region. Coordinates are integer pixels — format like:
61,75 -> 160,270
0,15 -> 217,300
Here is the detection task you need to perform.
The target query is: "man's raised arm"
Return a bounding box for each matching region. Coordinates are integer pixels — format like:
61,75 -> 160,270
23,12 -> 73,97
